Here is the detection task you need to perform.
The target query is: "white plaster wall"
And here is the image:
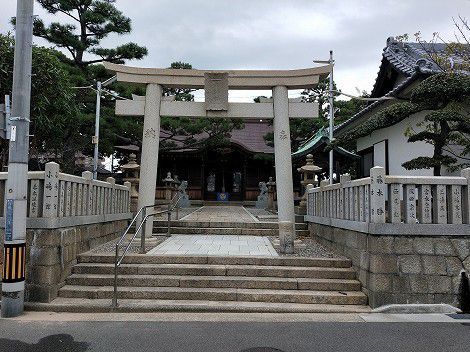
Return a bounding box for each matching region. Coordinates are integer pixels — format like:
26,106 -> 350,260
357,112 -> 434,176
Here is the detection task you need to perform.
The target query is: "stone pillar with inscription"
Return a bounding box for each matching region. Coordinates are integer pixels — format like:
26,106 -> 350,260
138,84 -> 162,237
370,166 -> 386,223
43,162 -> 60,218
273,85 -> 295,253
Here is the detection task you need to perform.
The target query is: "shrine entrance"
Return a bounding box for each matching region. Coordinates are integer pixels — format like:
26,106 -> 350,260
104,62 -> 330,253
204,147 -> 244,201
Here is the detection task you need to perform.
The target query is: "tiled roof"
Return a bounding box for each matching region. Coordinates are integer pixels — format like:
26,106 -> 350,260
230,122 -> 273,154
291,127 -> 359,159
115,122 -> 274,154
333,37 -> 448,135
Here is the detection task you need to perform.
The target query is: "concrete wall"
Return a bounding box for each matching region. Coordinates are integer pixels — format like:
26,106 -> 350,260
1,220 -> 127,303
309,222 -> 470,308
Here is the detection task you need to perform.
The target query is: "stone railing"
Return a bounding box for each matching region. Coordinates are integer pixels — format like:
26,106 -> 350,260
0,162 -> 132,228
306,166 -> 470,235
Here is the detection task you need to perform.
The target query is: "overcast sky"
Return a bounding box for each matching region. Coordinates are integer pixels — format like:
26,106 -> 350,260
1,0 -> 469,101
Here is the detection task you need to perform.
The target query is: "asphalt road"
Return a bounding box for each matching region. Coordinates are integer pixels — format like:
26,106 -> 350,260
0,320 -> 469,352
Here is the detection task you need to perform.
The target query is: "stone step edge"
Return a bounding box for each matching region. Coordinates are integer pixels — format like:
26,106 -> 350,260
151,228 -> 309,231
58,285 -> 368,305
77,254 -> 351,268
66,273 -> 361,288
151,221 -> 308,228
72,263 -> 357,278
59,284 -> 366,297
58,285 -> 367,307
26,298 -> 371,314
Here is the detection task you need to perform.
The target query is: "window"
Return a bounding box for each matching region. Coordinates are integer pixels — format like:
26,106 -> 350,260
359,147 -> 374,177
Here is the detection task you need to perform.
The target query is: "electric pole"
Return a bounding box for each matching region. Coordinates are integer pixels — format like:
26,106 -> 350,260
328,50 -> 335,185
1,0 -> 34,318
93,81 -> 101,179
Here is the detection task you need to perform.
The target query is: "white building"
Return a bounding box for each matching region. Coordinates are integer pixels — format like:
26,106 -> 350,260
335,37 -> 468,177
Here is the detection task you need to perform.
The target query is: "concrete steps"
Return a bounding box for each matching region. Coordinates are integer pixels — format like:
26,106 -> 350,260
27,297 -> 371,313
53,253 -> 368,311
66,274 -> 362,291
72,263 -> 357,279
76,254 -> 351,267
152,220 -> 309,236
59,285 -> 367,305
154,221 -> 308,230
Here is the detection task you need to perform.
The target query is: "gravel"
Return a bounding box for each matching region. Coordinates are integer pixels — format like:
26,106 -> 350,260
268,236 -> 344,259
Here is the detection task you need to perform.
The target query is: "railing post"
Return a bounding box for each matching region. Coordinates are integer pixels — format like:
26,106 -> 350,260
370,166 -> 386,223
404,184 -> 417,223
140,206 -> 146,254
82,171 -> 93,215
462,168 -> 470,224
339,174 -> 350,220
106,177 -> 116,215
112,243 -> 119,309
124,181 -> 131,213
167,211 -> 171,236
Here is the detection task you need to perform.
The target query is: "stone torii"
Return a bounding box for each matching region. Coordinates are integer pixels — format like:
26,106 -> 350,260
104,62 -> 330,253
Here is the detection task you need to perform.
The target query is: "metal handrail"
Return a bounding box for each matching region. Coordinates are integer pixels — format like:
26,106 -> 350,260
112,193 -> 182,308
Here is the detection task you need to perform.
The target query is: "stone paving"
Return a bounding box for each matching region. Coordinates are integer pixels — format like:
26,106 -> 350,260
147,235 -> 278,256
180,206 -> 258,223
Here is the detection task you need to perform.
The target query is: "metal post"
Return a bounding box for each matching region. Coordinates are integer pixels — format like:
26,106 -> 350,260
328,50 -> 335,185
92,81 -> 101,180
1,0 -> 34,318
167,211 -> 171,236
140,207 -> 146,254
112,243 -> 118,308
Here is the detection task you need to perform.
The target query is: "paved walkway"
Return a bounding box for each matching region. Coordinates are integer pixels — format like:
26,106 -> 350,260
181,206 -> 258,222
148,235 -> 278,256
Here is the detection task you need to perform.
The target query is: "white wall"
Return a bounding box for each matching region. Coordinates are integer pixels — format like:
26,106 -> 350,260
357,111 -> 468,176
357,112 -> 434,176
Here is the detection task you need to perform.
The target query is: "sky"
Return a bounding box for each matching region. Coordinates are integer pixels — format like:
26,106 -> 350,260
1,0 -> 469,101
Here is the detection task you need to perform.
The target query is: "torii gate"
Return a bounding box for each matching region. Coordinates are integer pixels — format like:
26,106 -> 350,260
104,62 -> 330,253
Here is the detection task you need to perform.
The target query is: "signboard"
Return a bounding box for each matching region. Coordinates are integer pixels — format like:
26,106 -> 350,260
5,199 -> 14,241
216,192 -> 229,202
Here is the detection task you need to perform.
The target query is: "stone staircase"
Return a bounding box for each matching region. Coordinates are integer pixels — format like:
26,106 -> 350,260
41,253 -> 370,313
152,220 -> 310,237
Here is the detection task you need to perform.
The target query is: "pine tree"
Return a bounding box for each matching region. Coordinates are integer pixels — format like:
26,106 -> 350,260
402,73 -> 470,176
22,0 -> 148,70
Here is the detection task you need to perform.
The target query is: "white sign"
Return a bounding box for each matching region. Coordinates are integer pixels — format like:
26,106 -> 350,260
10,125 -> 16,142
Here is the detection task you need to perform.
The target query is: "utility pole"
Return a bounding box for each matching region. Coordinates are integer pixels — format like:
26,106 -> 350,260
91,75 -> 116,179
92,81 -> 101,180
1,0 -> 34,318
328,50 -> 335,185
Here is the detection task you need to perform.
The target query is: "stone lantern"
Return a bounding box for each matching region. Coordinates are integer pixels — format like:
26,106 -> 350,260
297,154 -> 321,215
120,153 -> 140,213
162,172 -> 174,201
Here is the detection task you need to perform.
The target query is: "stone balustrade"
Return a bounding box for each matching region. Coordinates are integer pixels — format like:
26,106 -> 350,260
306,166 -> 470,235
0,162 -> 132,228
0,162 -> 132,302
305,166 -> 470,308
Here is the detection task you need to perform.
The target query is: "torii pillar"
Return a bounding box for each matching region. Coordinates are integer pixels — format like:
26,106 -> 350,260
138,83 -> 162,236
273,86 -> 295,253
